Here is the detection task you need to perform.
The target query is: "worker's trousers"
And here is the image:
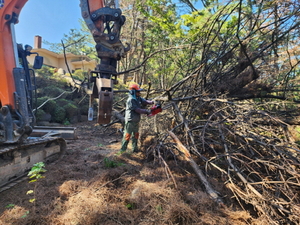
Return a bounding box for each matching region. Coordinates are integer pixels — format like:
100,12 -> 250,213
120,121 -> 139,152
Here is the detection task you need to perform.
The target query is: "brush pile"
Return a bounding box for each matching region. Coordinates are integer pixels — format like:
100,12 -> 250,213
140,90 -> 300,224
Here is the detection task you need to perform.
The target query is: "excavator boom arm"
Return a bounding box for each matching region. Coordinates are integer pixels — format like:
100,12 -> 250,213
80,0 -> 129,124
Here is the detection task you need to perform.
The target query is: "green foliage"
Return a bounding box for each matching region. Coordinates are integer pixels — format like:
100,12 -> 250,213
43,26 -> 97,61
35,97 -> 81,124
156,204 -> 163,213
142,0 -> 177,34
21,211 -> 30,218
103,157 -> 124,168
27,162 -> 47,204
73,69 -> 88,81
79,103 -> 90,116
56,99 -> 70,107
43,86 -> 65,98
53,107 -> 66,123
114,79 -> 128,91
63,103 -> 78,120
5,204 -> 15,209
63,119 -> 71,125
35,109 -> 46,121
28,162 -> 47,182
36,97 -> 56,114
133,0 -> 194,89
35,66 -> 56,78
125,203 -> 135,210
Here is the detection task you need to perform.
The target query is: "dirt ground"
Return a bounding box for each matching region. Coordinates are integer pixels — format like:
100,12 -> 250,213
0,121 -> 261,225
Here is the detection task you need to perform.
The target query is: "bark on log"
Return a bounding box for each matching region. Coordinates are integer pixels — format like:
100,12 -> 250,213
168,131 -> 224,205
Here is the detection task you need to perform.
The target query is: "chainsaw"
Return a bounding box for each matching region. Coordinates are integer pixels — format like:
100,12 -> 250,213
148,104 -> 162,116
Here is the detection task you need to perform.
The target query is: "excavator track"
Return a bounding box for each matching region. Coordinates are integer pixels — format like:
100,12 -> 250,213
0,137 -> 66,193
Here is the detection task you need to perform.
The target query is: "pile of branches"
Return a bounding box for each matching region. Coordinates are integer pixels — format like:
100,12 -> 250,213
139,95 -> 300,224
112,53 -> 300,223
109,1 -> 300,222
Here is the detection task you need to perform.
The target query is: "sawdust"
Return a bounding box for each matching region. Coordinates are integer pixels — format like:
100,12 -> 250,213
0,121 -> 262,225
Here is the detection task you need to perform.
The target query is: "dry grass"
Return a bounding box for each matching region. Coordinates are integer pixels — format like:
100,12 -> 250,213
0,122 -> 266,225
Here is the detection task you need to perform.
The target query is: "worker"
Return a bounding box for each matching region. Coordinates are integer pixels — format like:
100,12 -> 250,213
119,83 -> 154,154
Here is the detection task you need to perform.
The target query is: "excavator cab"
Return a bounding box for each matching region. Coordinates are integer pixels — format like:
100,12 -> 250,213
0,0 -> 47,144
0,43 -> 42,144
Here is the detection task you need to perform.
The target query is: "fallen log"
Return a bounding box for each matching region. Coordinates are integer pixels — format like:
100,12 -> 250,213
168,131 -> 224,205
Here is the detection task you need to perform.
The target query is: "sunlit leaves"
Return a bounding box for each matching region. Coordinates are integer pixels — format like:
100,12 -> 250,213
26,190 -> 34,195
27,162 -> 47,204
27,162 -> 47,179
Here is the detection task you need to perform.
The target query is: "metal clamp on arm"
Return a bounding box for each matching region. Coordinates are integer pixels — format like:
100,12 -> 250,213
80,0 -> 130,124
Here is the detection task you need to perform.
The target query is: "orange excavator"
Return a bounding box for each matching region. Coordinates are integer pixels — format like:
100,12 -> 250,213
0,0 -> 129,191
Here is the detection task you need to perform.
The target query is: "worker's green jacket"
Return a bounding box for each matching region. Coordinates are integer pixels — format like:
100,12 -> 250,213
124,94 -> 147,123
